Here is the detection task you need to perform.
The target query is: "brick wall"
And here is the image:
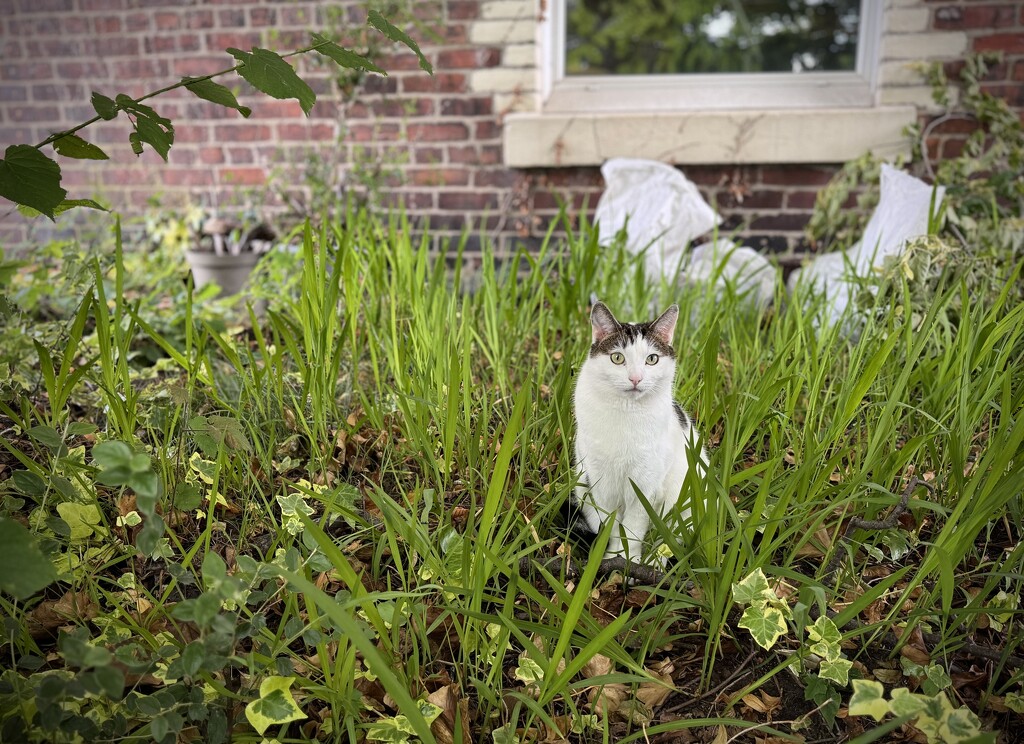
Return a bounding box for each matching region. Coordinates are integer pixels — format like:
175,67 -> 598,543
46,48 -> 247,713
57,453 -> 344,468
1,0 -> 1023,254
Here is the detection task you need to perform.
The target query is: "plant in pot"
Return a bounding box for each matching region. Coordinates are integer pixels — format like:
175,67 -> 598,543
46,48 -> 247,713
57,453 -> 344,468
184,209 -> 277,297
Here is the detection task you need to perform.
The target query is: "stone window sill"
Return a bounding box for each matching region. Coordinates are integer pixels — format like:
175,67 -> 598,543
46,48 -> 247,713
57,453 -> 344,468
503,107 -> 917,168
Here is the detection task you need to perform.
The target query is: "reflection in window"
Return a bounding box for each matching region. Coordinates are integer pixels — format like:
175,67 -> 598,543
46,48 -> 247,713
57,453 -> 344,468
566,0 -> 861,76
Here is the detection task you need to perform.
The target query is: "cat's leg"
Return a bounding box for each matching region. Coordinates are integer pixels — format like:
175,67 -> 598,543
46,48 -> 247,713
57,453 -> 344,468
612,508 -> 650,562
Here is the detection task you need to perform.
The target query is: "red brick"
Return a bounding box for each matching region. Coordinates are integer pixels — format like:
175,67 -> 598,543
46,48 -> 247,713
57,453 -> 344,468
206,32 -> 263,51
1014,59 -> 1024,82
0,86 -> 29,102
173,57 -> 229,78
0,126 -> 34,144
125,13 -> 150,32
474,169 -> 519,188
760,166 -> 835,187
785,191 -> 820,210
184,10 -> 215,29
17,0 -> 70,10
154,12 -> 180,30
439,191 -> 499,210
474,120 -> 501,140
277,122 -> 336,140
447,145 -> 478,163
409,168 -> 469,186
436,48 -> 500,69
974,33 -> 1024,55
57,61 -> 106,78
279,6 -> 313,25
60,16 -> 88,34
408,122 -> 469,142
934,4 -> 1018,30
749,213 -> 811,231
440,97 -> 492,116
8,105 -> 60,123
80,0 -> 123,9
83,37 -> 139,56
413,146 -> 444,164
198,147 -> 225,164
401,73 -> 466,94
93,16 -> 122,33
227,147 -> 254,163
114,59 -> 169,79
3,62 -> 54,80
26,39 -> 81,57
941,137 -> 967,159
160,169 -> 215,187
249,7 -> 276,26
218,9 -> 246,27
214,124 -> 271,142
480,145 -> 501,165
221,167 -> 266,186
448,1 -> 479,21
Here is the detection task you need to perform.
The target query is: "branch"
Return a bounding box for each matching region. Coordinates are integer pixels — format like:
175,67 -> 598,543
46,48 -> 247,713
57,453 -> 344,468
518,554 -> 671,586
824,476 -> 932,577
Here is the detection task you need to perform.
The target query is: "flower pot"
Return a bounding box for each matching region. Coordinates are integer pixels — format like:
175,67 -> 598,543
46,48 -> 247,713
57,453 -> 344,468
185,249 -> 262,297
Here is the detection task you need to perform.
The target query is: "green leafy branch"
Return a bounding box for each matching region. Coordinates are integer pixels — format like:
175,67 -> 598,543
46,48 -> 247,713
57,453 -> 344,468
0,10 -> 431,220
849,680 -> 994,744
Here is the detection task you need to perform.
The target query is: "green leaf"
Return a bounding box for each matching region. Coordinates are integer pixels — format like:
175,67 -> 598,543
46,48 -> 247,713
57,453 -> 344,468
818,657 -> 853,687
310,32 -> 385,75
732,567 -> 773,606
115,95 -> 174,160
12,470 -> 47,498
0,517 -> 58,599
848,680 -> 890,722
91,91 -> 119,120
888,687 -> 929,718
55,502 -> 105,541
228,47 -> 316,115
92,440 -> 137,484
28,425 -> 63,451
738,603 -> 788,650
0,145 -> 66,219
244,676 -> 306,735
367,9 -> 433,74
183,77 -> 252,117
51,134 -> 109,160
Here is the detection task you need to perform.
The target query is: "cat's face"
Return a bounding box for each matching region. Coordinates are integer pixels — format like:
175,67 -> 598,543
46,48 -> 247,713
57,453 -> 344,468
583,303 -> 678,398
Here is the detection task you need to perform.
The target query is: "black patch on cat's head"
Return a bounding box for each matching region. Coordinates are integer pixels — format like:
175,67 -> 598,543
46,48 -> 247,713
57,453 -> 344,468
588,303 -> 678,359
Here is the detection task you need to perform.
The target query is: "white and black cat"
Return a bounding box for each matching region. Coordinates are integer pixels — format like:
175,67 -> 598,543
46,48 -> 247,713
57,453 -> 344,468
572,302 -> 708,561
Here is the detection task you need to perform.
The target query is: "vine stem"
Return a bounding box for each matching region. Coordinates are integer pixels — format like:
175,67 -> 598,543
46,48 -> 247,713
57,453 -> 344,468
34,40 -> 333,151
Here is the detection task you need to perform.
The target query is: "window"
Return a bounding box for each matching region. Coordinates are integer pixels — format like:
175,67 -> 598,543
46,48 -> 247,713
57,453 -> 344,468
543,1 -> 881,111
503,1 -> 915,166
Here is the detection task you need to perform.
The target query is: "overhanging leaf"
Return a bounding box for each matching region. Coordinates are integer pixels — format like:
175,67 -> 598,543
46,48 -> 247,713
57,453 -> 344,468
51,134 -> 109,160
244,676 -> 306,735
0,145 -> 66,219
91,91 -> 119,120
183,77 -> 252,117
228,47 -> 316,115
367,10 -> 433,74
116,95 -> 174,160
18,198 -> 109,218
310,32 -> 385,75
0,517 -> 58,599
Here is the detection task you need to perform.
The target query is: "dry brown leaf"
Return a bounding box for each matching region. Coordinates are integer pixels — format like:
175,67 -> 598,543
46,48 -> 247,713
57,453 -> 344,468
426,684 -> 470,744
794,527 -> 833,558
581,652 -> 614,679
711,724 -> 729,744
590,682 -> 629,718
635,659 -> 675,711
873,667 -> 903,684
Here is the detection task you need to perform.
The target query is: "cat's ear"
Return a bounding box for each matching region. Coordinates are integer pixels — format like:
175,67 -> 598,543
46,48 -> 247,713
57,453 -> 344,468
590,302 -> 620,344
650,304 -> 679,346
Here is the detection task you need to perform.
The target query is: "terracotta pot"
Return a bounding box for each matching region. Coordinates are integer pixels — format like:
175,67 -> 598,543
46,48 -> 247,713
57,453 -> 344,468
185,249 -> 262,296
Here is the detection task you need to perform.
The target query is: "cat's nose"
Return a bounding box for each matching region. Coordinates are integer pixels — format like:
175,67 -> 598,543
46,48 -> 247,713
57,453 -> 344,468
629,373 -> 642,387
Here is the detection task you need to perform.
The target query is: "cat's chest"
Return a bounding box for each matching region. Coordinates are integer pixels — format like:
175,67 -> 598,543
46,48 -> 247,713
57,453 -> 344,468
576,403 -> 674,465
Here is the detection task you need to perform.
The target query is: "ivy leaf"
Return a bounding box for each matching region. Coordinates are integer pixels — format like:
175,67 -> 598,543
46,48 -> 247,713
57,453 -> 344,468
228,47 -> 316,115
818,657 -> 853,687
183,77 -> 252,118
55,502 -> 105,541
367,9 -> 433,74
244,676 -> 306,735
732,567 -> 772,606
848,680 -> 890,722
310,32 -> 385,75
738,603 -> 787,650
91,91 -> 119,120
18,198 -> 109,219
0,517 -> 58,599
0,145 -> 67,219
51,133 -> 109,160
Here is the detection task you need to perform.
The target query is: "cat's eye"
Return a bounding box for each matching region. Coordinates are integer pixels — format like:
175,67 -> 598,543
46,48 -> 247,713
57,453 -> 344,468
646,354 -> 659,365
609,352 -> 625,365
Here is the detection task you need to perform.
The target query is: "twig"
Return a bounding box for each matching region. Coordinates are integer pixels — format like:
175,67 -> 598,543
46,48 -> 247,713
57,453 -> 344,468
664,648 -> 760,714
824,477 -> 932,577
517,554 -> 671,586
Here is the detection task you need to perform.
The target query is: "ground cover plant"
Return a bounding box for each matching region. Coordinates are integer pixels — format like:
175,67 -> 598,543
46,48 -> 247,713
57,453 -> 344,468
0,193 -> 1022,743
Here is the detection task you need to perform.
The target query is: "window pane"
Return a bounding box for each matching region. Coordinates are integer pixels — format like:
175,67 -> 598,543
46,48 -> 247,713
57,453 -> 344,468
565,0 -> 861,76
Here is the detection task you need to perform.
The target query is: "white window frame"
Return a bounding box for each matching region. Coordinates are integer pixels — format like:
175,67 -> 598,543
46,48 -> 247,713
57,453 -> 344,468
540,1 -> 883,112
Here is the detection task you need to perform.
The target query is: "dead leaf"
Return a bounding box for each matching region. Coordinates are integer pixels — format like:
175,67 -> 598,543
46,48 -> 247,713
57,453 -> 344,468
590,682 -> 629,718
635,659 -> 675,711
581,653 -> 613,679
711,724 -> 729,744
794,527 -> 833,558
426,684 -> 470,744
873,667 -> 903,684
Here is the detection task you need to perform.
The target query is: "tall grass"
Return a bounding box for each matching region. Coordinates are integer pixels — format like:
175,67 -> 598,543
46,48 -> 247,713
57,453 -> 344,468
3,208 -> 1021,742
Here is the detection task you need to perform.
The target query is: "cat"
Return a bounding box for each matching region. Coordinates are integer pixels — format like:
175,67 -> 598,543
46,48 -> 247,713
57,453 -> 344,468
572,301 -> 708,562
